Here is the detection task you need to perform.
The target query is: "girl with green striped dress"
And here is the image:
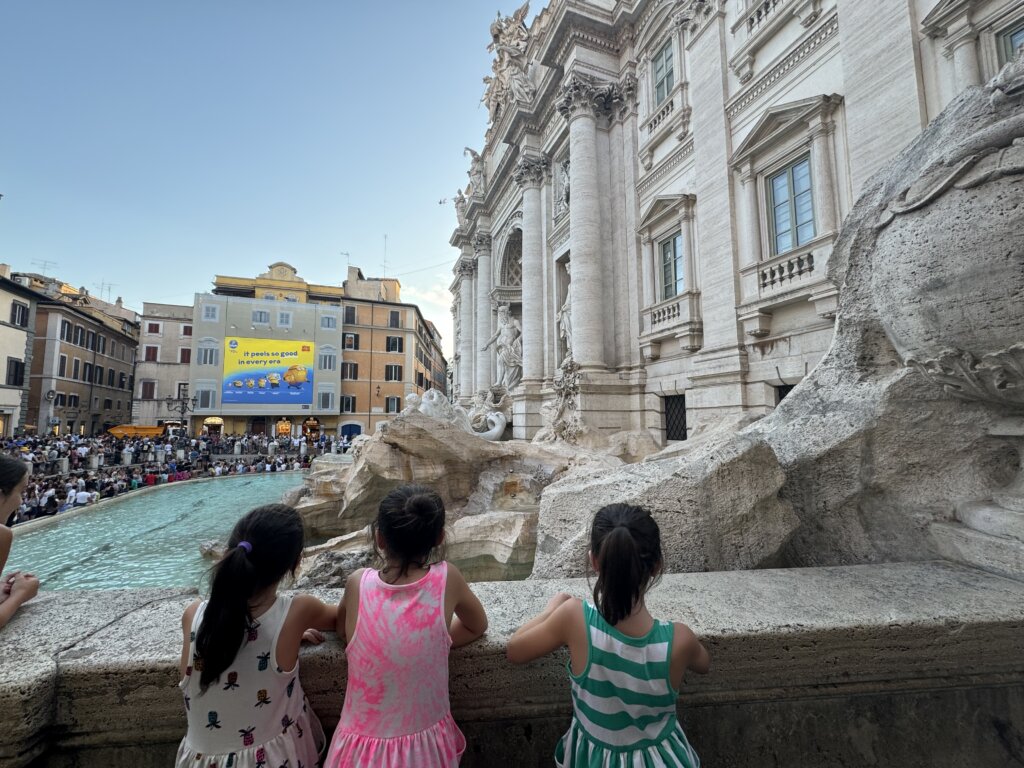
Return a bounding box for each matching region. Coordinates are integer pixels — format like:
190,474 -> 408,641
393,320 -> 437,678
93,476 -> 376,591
507,503 -> 710,767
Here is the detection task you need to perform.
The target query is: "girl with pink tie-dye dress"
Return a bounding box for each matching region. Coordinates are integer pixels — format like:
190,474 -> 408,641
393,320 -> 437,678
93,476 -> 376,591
326,484 -> 488,768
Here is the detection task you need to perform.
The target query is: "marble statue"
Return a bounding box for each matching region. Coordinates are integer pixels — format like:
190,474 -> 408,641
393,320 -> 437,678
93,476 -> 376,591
482,0 -> 535,122
556,262 -> 573,366
554,158 -> 571,217
482,304 -> 523,390
465,147 -> 485,196
454,189 -> 468,229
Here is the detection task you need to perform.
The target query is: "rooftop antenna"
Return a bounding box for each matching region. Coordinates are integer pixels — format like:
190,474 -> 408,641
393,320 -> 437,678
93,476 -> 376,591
93,280 -> 118,303
31,259 -> 59,275
382,234 -> 389,277
339,251 -> 351,267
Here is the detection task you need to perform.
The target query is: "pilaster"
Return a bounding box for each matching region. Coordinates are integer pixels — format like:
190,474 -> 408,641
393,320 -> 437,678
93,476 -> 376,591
514,154 -> 549,385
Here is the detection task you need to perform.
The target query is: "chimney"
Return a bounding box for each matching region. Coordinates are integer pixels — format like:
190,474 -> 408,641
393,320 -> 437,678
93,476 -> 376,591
115,297 -> 123,307
0,264 -> 10,279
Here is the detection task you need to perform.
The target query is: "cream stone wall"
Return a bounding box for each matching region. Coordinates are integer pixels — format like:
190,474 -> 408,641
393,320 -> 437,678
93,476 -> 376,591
450,0 -> 1024,441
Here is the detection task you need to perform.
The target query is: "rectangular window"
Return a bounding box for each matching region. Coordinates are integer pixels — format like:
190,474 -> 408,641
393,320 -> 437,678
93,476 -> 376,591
343,333 -> 359,350
386,336 -> 404,353
660,232 -> 685,300
180,348 -> 192,364
384,364 -> 403,382
73,326 -> 85,346
5,358 -> 24,387
340,362 -> 358,380
146,322 -> 161,334
318,351 -> 337,371
98,335 -> 106,355
55,393 -> 66,407
385,396 -> 401,413
340,395 -> 357,413
59,355 -> 67,377
182,324 -> 193,337
72,358 -> 81,380
769,156 -> 815,256
110,341 -> 117,359
664,394 -> 687,441
141,381 -> 157,400
119,372 -> 127,389
1001,21 -> 1024,63
416,371 -> 425,388
198,347 -> 218,366
83,362 -> 93,382
775,384 -> 796,404
61,321 -> 72,341
202,304 -> 219,321
95,366 -> 104,384
107,368 -> 115,387
278,311 -> 292,328
103,398 -> 113,410
87,331 -> 96,351
318,390 -> 335,410
344,306 -> 356,324
321,314 -> 338,330
252,310 -> 270,325
653,39 -> 675,105
198,389 -> 216,409
68,394 -> 79,408
144,345 -> 158,362
10,302 -> 28,328
389,310 -> 401,329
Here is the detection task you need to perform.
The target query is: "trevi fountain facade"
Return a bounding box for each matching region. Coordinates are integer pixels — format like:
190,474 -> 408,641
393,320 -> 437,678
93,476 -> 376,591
5,1 -> 1024,765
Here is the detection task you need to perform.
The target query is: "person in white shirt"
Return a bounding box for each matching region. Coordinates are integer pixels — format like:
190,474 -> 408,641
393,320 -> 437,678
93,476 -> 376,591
74,489 -> 91,507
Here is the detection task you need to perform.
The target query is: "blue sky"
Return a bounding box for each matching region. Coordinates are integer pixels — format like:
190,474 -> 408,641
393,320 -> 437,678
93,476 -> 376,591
1,1 -> 532,357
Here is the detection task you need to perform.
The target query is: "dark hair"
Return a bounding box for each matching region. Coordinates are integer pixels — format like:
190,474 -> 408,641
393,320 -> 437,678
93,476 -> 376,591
373,484 -> 446,579
195,504 -> 304,693
0,455 -> 28,496
590,504 -> 663,626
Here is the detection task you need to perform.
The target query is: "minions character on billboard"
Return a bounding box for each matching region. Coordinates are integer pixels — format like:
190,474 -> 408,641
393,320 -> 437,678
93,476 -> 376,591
222,338 -> 315,405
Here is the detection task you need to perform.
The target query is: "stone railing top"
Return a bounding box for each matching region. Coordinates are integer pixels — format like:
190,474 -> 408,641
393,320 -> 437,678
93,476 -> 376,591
3,561 -> 1023,766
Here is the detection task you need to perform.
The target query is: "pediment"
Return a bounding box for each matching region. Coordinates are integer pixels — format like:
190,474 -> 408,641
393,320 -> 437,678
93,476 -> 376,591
732,94 -> 842,168
921,0 -> 975,36
638,194 -> 686,232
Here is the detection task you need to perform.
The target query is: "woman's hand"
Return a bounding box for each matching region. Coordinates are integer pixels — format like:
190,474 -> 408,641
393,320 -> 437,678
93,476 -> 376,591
6,573 -> 38,604
544,592 -> 573,613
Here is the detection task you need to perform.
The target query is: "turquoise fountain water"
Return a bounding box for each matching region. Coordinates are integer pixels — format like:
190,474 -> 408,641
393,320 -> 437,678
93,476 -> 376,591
6,473 -> 306,590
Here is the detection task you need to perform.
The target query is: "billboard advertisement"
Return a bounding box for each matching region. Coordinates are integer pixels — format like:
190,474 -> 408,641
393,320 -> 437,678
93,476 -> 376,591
222,338 -> 315,405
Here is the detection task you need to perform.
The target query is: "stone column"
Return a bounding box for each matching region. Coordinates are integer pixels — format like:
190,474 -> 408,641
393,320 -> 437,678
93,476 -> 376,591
514,155 -> 548,384
557,74 -> 615,370
457,260 -> 476,400
949,28 -> 982,92
678,195 -> 697,291
473,233 -> 493,392
641,233 -> 656,310
737,161 -> 762,268
808,109 -> 839,237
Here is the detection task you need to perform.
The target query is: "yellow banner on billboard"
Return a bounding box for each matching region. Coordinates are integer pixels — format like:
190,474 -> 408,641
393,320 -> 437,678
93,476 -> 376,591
222,337 -> 315,405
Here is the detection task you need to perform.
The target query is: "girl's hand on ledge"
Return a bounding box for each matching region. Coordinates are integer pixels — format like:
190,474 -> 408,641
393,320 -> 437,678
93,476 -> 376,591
302,628 -> 326,645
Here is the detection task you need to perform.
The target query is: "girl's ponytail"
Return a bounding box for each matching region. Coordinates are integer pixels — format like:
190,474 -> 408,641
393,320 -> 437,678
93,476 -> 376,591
195,545 -> 257,692
590,504 -> 663,626
194,504 -> 304,693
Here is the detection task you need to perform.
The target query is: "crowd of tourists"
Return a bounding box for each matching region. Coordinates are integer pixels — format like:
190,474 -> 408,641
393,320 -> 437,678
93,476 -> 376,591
0,431 -> 350,527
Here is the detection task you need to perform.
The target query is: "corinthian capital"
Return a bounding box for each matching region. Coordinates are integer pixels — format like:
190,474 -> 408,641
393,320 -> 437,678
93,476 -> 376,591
556,73 -> 620,121
457,259 -> 477,278
513,154 -> 549,189
472,233 -> 493,255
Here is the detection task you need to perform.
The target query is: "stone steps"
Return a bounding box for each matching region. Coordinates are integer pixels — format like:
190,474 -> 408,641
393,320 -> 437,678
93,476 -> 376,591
930,521 -> 1024,581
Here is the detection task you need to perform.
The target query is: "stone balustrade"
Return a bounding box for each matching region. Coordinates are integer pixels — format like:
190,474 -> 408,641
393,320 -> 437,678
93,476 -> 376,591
646,98 -> 675,135
3,561 -> 1023,767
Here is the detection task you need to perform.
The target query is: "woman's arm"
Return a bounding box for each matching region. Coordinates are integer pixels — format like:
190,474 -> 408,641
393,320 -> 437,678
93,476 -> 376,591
0,525 -> 12,574
178,600 -> 201,678
447,564 -> 488,648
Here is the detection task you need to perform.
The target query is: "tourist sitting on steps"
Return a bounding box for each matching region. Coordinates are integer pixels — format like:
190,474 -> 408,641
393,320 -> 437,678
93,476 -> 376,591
507,503 -> 711,768
0,455 -> 40,631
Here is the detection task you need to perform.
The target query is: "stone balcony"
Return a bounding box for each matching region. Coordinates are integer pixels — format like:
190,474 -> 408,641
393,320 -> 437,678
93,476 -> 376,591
640,289 -> 703,360
738,232 -> 838,337
639,82 -> 692,171
4,561 -> 1023,767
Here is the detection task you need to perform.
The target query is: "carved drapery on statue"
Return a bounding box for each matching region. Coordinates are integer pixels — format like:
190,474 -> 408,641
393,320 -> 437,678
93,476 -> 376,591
557,261 -> 573,366
482,1 -> 535,124
465,148 -> 485,197
482,303 -> 523,391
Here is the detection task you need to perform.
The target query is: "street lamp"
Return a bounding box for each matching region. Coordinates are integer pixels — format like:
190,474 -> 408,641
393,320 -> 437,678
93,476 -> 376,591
165,393 -> 199,427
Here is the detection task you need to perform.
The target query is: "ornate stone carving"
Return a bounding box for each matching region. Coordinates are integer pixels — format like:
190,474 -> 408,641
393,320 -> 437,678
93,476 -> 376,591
553,157 -> 571,218
556,73 -> 620,121
532,359 -> 584,444
908,345 -> 1024,412
556,261 -> 573,367
472,233 -> 492,255
456,259 -> 476,278
513,154 -> 549,188
454,189 -> 468,229
482,303 -> 523,391
465,147 -> 485,197
481,1 -> 536,124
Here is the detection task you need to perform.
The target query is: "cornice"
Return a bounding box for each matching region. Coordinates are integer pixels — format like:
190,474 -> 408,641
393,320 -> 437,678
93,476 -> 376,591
725,11 -> 839,122
637,136 -> 694,197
